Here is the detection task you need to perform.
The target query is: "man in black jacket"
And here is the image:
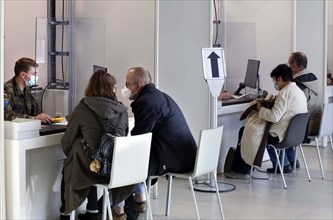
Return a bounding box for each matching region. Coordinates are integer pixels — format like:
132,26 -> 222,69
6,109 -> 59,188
121,66 -> 197,212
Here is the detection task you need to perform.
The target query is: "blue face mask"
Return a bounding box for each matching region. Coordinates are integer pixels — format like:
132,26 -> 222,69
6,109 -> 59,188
273,83 -> 279,91
24,74 -> 38,87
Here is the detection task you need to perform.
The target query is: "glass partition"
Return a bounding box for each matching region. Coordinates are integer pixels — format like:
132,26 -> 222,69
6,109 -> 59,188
35,18 -> 106,115
221,22 -> 258,96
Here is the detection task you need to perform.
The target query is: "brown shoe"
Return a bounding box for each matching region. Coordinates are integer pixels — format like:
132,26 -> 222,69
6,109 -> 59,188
112,212 -> 127,220
136,201 -> 146,213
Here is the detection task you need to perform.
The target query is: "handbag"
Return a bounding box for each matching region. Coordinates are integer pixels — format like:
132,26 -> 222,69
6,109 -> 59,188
80,102 -> 122,176
224,147 -> 236,173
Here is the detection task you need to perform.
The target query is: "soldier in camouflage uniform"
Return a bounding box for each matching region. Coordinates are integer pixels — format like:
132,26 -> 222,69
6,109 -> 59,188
4,57 -> 51,124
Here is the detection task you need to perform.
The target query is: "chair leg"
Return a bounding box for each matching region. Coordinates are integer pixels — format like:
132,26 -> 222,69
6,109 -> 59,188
147,177 -> 152,198
293,147 -> 298,169
143,181 -> 153,220
273,147 -> 287,188
107,191 -> 112,220
314,138 -> 325,179
165,175 -> 173,216
153,181 -> 158,199
70,211 -> 75,220
188,177 -> 200,220
102,188 -> 108,220
212,171 -> 224,220
249,166 -> 254,184
299,144 -> 311,182
329,135 -> 333,152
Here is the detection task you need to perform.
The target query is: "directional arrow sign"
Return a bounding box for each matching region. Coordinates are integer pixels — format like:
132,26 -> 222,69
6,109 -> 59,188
202,48 -> 227,97
202,48 -> 226,80
208,51 -> 220,78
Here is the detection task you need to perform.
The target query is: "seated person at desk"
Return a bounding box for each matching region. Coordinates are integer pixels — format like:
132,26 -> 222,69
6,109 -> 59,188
60,70 -> 131,220
4,57 -> 51,124
224,64 -> 307,178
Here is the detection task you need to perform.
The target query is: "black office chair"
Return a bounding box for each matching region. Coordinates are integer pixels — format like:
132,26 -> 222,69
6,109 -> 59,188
264,112 -> 312,189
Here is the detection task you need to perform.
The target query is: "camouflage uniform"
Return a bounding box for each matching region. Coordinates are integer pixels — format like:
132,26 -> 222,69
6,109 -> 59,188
4,76 -> 42,121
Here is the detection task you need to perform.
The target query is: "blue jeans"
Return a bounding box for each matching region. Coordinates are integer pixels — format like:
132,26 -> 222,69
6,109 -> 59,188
133,182 -> 144,195
267,146 -> 295,167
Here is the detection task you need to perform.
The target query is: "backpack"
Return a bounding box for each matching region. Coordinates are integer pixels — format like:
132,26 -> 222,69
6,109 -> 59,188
80,102 -> 122,177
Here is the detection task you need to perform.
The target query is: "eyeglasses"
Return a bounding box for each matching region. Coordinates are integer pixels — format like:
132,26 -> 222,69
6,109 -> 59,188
125,82 -> 136,88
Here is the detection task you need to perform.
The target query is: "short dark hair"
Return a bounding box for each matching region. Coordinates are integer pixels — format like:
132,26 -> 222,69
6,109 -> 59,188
85,70 -> 117,98
290,52 -> 307,69
270,64 -> 293,82
14,57 -> 38,76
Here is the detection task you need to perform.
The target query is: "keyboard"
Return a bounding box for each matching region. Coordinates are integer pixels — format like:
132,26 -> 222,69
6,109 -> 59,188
40,124 -> 67,136
222,94 -> 258,106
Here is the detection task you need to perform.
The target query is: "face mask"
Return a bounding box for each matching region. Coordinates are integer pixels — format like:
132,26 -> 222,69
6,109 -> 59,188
273,83 -> 279,91
121,87 -> 132,99
28,76 -> 38,86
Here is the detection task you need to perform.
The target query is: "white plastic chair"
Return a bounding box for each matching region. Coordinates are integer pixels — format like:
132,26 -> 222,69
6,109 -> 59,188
71,133 -> 153,220
308,103 -> 333,179
157,126 -> 224,220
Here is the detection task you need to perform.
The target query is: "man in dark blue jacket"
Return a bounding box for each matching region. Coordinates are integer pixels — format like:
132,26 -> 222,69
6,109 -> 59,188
121,67 -> 197,213
122,66 -> 197,176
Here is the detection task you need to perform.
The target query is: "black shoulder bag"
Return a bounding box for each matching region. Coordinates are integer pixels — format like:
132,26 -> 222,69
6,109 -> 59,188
80,103 -> 122,176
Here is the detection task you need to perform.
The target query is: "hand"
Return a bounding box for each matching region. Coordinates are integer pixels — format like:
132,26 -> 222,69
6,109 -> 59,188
218,90 -> 231,100
36,113 -> 52,124
257,102 -> 262,111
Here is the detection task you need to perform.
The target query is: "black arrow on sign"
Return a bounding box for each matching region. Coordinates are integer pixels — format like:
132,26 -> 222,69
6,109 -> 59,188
208,52 -> 220,78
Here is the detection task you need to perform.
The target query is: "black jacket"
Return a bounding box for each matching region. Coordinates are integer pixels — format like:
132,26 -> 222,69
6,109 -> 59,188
131,83 -> 197,176
61,96 -> 131,212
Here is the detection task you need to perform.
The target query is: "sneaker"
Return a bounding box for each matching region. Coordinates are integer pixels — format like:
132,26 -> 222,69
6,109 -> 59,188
77,212 -> 99,220
224,171 -> 250,179
267,164 -> 294,174
112,212 -> 127,220
136,201 -> 146,213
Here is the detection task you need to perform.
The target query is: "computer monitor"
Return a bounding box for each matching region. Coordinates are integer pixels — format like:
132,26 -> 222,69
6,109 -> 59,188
244,59 -> 260,89
93,65 -> 107,73
233,59 -> 260,96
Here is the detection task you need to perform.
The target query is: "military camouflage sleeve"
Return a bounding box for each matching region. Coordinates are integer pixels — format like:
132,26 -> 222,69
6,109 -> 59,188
4,85 -> 30,121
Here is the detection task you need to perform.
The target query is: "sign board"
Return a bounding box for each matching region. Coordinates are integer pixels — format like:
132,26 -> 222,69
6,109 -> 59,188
202,48 -> 227,80
202,48 -> 226,97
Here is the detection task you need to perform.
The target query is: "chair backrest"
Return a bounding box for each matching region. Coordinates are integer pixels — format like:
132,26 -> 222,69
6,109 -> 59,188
317,103 -> 333,138
192,126 -> 223,178
275,112 -> 311,149
107,132 -> 152,188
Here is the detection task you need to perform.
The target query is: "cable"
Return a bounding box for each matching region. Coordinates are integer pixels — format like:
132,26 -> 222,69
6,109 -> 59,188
213,0 -> 219,46
40,79 -> 64,112
61,0 -> 65,82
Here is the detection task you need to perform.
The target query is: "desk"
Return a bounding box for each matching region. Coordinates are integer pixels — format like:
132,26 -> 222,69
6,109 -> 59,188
5,133 -> 65,219
216,102 -> 248,173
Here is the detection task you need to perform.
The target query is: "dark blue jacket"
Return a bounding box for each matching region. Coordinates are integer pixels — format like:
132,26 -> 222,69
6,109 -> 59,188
131,83 -> 197,176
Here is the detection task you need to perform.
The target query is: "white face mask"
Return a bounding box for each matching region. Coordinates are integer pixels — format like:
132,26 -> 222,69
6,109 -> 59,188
121,87 -> 132,99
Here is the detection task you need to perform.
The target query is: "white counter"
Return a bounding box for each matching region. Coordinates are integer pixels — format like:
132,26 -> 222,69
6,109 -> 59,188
5,133 -> 65,219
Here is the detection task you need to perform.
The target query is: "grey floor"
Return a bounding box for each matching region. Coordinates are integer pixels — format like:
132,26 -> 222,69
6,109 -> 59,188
139,144 -> 333,220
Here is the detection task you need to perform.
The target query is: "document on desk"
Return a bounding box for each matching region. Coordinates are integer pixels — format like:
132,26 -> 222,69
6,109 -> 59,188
231,94 -> 246,99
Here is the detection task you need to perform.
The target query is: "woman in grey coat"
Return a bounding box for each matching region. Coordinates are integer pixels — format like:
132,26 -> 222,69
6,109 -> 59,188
60,70 -> 132,220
